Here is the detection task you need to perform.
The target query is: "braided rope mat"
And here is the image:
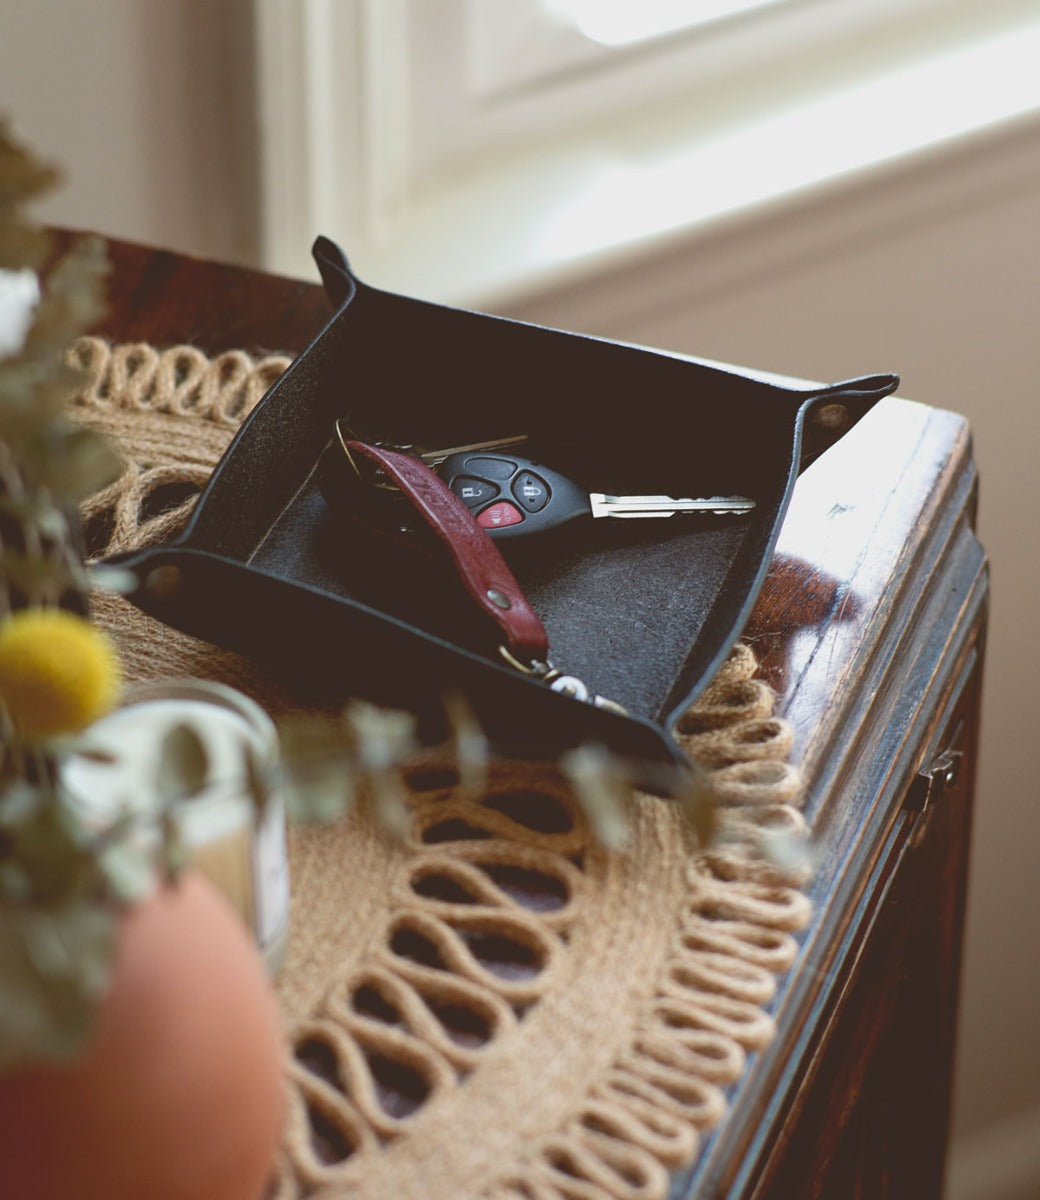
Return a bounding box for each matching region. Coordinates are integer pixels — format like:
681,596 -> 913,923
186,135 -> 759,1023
68,338 -> 811,1200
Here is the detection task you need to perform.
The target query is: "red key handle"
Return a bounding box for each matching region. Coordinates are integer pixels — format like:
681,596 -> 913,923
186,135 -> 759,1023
344,440 -> 550,664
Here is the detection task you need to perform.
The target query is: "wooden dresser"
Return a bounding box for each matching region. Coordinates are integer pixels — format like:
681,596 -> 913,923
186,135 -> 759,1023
69,232 -> 988,1199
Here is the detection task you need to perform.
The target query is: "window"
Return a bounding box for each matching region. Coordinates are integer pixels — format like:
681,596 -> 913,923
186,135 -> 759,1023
545,0 -> 792,47
253,0 -> 1040,304
467,0 -> 799,97
400,0 -> 835,194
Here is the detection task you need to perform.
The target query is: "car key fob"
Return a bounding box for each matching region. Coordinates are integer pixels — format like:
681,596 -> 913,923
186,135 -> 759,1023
439,451 -> 589,541
440,451 -> 756,540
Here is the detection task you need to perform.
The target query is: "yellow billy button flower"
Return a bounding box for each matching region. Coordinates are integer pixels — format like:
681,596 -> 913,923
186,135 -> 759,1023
0,609 -> 122,741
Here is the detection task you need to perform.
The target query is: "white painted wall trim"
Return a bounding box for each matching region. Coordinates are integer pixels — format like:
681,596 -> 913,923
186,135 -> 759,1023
252,0 -> 369,272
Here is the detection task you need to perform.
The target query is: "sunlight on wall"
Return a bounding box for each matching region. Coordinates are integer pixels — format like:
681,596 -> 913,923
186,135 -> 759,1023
534,19 -> 1040,275
545,0 -> 789,47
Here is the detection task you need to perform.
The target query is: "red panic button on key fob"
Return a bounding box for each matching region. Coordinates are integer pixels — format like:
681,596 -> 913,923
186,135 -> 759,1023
478,501 -> 525,529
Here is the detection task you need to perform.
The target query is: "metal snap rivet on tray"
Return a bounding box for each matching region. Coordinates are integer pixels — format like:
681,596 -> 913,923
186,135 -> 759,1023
144,564 -> 183,600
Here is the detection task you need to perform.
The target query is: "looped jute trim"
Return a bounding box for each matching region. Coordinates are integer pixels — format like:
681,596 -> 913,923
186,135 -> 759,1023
67,337 -> 305,714
67,340 -> 812,1200
68,336 -> 291,558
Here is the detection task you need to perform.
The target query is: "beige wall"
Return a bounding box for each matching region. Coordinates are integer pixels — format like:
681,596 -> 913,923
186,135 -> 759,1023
4,5 -> 1039,1194
0,0 -> 260,264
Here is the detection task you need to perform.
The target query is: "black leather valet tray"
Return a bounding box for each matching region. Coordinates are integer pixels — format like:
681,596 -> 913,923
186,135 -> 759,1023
113,237 -> 898,792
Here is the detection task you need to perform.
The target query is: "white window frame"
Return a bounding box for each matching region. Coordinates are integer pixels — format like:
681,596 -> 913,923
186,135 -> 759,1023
252,0 -> 1040,307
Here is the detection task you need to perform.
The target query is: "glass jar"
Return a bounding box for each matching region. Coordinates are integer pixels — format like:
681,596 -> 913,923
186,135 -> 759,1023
61,679 -> 291,973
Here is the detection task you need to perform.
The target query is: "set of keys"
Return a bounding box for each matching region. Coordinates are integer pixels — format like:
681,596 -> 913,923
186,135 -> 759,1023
327,423 -> 755,542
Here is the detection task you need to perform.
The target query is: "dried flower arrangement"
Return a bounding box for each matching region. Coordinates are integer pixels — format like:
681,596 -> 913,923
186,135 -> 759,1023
0,119 -> 146,1068
0,120 -> 291,1200
0,119 -> 279,1073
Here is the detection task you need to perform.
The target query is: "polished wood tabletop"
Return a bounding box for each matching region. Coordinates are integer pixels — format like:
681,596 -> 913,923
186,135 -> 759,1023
64,230 -> 988,1198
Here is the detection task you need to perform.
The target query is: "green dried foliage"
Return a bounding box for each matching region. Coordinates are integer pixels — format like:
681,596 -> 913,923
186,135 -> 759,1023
675,773 -> 718,849
0,901 -> 116,1067
0,125 -> 60,228
442,691 -> 488,796
0,751 -> 155,1069
560,742 -> 716,851
0,225 -> 51,275
559,745 -> 634,850
0,119 -> 136,1070
0,123 -> 120,537
278,701 -> 420,834
279,695 -> 717,857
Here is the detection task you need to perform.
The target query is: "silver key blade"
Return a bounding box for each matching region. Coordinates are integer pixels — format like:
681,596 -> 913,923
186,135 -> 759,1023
589,493 -> 756,518
419,434 -> 528,467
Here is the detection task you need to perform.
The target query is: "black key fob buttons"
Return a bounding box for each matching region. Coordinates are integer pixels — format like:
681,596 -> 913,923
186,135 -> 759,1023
440,452 -> 588,540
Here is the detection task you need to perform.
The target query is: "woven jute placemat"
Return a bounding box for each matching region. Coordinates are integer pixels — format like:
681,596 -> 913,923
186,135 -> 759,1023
68,337 -> 811,1200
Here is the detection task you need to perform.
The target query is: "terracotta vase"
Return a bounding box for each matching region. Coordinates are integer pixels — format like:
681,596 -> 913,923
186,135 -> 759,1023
0,873 -> 286,1200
